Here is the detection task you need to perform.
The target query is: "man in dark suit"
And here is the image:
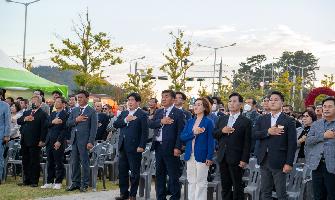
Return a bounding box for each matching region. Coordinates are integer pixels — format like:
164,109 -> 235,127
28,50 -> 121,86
41,97 -> 68,189
17,95 -> 48,187
94,102 -> 110,141
213,92 -> 251,200
149,90 -> 186,200
175,91 -> 192,120
254,91 -> 297,200
113,93 -> 149,200
66,90 -> 97,192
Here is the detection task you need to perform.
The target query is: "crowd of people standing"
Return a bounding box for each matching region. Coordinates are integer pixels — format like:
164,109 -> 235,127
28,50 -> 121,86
0,87 -> 335,200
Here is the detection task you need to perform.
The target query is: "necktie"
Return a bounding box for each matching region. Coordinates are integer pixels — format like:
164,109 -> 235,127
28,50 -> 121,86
156,109 -> 167,138
31,110 -> 36,116
79,107 -> 84,115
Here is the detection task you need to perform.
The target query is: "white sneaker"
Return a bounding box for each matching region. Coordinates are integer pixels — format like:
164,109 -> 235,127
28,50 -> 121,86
53,183 -> 62,190
40,183 -> 53,189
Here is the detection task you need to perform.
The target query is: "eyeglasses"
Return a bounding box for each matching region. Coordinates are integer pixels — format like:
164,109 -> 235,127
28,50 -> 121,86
303,115 -> 310,118
103,108 -> 108,110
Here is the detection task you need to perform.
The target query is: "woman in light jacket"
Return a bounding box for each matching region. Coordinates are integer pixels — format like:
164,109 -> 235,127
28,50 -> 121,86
180,97 -> 215,200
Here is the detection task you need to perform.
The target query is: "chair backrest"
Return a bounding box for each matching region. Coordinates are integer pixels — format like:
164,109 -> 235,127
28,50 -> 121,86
287,167 -> 304,192
140,150 -> 152,173
248,164 -> 261,186
6,140 -> 21,161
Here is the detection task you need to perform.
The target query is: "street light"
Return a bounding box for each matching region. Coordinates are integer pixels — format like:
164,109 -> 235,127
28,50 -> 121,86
6,0 -> 41,69
129,56 -> 145,74
198,42 -> 236,95
287,65 -> 296,109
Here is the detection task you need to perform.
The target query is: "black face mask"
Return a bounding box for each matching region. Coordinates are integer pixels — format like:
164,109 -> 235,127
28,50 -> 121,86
31,103 -> 37,109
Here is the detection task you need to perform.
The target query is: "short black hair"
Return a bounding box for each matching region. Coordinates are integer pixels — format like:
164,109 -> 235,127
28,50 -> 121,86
270,91 -> 285,102
205,96 -> 214,105
162,89 -> 176,99
322,96 -> 335,106
12,102 -> 21,112
176,91 -> 187,101
52,90 -> 62,96
0,88 -> 3,100
150,97 -> 158,103
21,99 -> 29,105
246,97 -> 257,105
127,92 -> 141,102
229,92 -> 244,103
212,96 -> 222,105
16,97 -> 24,101
6,97 -> 14,104
56,96 -> 67,104
77,90 -> 90,98
69,95 -> 77,101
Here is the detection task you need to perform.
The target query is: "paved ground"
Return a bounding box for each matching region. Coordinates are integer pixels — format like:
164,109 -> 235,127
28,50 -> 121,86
38,185 -> 158,200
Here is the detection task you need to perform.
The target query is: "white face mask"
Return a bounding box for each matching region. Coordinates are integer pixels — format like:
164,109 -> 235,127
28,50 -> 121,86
243,104 -> 252,113
211,104 -> 217,112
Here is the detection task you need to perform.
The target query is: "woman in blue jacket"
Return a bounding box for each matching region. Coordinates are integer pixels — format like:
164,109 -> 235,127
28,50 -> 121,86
180,97 -> 215,200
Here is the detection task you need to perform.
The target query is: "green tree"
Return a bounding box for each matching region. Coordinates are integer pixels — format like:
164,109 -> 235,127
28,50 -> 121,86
270,71 -> 303,110
321,74 -> 335,88
122,67 -> 155,105
198,86 -> 210,98
49,10 -> 123,90
161,30 -> 193,92
277,50 -> 319,88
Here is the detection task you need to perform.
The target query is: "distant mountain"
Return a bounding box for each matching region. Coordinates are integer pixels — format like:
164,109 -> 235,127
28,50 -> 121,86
31,66 -> 77,93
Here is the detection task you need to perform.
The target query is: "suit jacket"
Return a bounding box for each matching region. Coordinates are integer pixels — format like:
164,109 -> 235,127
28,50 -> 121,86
180,116 -> 215,162
45,110 -> 69,147
213,114 -> 251,164
96,112 -> 110,141
67,106 -> 97,145
0,101 -> 11,140
254,113 -> 297,169
306,119 -> 335,174
113,108 -> 149,153
181,108 -> 192,121
17,108 -> 48,147
148,106 -> 186,155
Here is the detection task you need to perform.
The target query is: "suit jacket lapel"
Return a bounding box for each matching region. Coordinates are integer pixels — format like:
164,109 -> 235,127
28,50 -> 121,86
276,113 -> 285,126
266,113 -> 272,129
232,114 -> 242,129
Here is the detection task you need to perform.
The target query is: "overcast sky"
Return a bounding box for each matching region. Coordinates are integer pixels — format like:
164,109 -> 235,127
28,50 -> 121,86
1,0 -> 335,96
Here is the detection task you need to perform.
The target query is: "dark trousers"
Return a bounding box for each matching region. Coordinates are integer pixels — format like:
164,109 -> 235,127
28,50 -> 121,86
312,161 -> 335,200
46,145 -> 65,184
155,143 -> 181,200
118,146 -> 142,198
21,145 -> 41,184
220,158 -> 244,200
260,155 -> 288,200
70,140 -> 90,187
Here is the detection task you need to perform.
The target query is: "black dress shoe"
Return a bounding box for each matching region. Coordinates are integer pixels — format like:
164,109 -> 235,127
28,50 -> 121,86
17,182 -> 30,186
66,185 -> 80,191
30,184 -> 38,187
80,186 -> 88,192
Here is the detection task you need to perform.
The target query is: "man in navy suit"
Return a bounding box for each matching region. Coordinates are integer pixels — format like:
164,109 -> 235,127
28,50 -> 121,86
149,90 -> 186,200
175,91 -> 192,120
114,93 -> 148,200
66,90 -> 97,192
41,97 -> 68,189
254,91 -> 297,200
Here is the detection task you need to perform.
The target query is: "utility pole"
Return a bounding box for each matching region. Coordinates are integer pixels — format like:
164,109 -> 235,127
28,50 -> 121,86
218,58 -> 223,86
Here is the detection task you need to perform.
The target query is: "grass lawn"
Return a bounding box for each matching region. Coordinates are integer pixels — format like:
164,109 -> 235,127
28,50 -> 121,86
0,176 -> 118,200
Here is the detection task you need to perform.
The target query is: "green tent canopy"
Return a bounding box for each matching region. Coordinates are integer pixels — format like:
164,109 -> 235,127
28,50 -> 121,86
0,67 -> 68,96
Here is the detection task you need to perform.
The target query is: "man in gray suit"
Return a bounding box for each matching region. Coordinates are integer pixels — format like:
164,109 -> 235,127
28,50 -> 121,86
306,96 -> 335,200
66,90 -> 97,192
0,89 -> 10,183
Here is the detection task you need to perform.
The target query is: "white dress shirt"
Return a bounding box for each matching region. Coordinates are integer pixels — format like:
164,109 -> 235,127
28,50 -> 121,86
227,112 -> 240,127
156,105 -> 174,142
271,112 -> 281,127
